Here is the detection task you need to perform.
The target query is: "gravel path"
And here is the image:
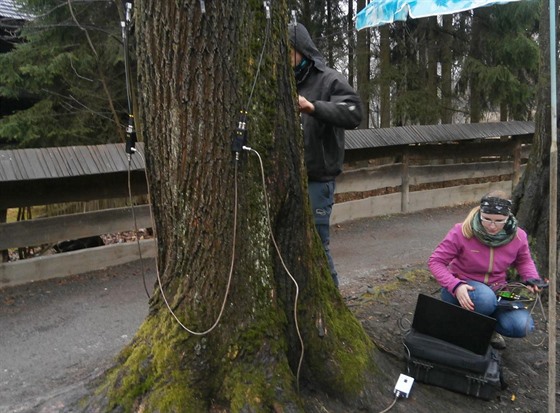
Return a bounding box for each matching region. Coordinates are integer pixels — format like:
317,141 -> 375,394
0,205 -> 474,412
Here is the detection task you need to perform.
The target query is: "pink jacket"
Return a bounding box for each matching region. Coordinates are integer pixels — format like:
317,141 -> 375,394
428,223 -> 540,295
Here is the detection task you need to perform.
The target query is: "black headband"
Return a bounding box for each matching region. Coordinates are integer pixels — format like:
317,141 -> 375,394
480,196 -> 512,216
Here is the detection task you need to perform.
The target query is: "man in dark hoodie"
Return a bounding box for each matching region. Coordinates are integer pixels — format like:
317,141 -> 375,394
288,23 -> 362,287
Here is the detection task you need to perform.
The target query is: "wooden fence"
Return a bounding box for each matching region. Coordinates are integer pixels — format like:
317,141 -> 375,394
333,136 -> 530,223
0,205 -> 156,288
0,136 -> 531,289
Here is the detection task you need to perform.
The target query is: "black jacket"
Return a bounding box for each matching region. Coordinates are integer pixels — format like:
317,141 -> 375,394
289,24 -> 362,180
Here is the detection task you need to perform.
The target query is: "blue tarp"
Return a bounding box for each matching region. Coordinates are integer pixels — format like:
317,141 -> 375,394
356,0 -> 521,30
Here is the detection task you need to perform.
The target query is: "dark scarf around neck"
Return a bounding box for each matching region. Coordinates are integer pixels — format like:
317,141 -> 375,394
472,210 -> 518,247
294,57 -> 313,85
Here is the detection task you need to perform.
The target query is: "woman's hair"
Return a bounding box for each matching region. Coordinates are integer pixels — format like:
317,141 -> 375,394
461,190 -> 512,238
485,189 -> 509,200
461,206 -> 479,239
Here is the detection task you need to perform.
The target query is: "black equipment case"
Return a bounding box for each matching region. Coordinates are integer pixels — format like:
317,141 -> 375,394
405,329 -> 503,400
404,294 -> 504,400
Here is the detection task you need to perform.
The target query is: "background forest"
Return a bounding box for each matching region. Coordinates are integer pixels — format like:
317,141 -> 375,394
0,0 -> 541,149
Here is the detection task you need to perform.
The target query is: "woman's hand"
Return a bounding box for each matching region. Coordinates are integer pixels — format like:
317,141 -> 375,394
526,284 -> 540,294
525,278 -> 548,294
455,283 -> 475,311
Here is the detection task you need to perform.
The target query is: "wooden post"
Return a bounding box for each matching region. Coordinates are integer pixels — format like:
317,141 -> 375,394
401,150 -> 410,213
0,209 -> 7,262
512,140 -> 522,190
548,2 -> 557,411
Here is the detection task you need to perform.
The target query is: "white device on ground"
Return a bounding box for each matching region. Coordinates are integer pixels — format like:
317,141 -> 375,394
394,374 -> 414,398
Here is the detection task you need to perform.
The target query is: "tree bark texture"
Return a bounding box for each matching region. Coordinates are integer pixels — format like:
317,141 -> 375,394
513,0 -> 558,280
83,1 -> 378,412
379,24 -> 391,128
426,17 -> 438,124
356,0 -> 370,129
440,15 -> 453,124
469,11 -> 484,123
347,0 -> 354,87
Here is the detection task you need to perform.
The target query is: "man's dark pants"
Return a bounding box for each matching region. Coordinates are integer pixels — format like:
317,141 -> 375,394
308,180 -> 338,287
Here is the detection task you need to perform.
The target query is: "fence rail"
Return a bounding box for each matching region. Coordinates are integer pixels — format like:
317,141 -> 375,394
0,206 -> 155,288
0,205 -> 152,250
0,134 -> 531,289
332,160 -> 524,223
0,241 -> 155,288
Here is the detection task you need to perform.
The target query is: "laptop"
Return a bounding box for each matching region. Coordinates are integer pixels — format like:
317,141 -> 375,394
411,293 -> 497,355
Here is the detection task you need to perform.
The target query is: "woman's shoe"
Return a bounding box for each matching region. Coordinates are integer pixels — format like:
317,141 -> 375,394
490,332 -> 506,349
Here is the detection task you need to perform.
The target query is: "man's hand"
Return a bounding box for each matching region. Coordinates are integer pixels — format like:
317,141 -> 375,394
455,283 -> 475,311
298,95 -> 315,114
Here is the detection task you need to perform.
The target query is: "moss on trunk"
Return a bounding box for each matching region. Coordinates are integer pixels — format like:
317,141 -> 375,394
81,1 -> 382,411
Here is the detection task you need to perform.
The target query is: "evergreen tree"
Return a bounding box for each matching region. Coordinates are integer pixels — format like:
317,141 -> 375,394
287,0 -> 346,72
457,3 -> 540,122
365,3 -> 539,126
0,0 -> 129,148
391,19 -> 443,125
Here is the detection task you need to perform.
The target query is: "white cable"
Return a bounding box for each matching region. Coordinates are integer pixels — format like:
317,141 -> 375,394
242,145 -> 305,392
125,1 -> 274,337
378,395 -> 398,413
141,143 -> 304,376
244,2 -> 271,112
127,151 -> 151,299
124,0 -> 297,364
135,149 -> 237,336
496,281 -> 547,346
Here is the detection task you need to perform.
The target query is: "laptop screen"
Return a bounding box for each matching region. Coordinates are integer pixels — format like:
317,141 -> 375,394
411,293 -> 497,355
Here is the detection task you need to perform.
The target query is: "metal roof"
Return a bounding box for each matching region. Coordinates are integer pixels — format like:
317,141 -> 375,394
345,121 -> 535,150
0,0 -> 32,20
0,121 -> 535,183
0,143 -> 145,182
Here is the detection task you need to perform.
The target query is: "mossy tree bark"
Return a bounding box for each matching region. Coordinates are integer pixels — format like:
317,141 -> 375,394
83,1 -> 380,411
512,0 -> 558,279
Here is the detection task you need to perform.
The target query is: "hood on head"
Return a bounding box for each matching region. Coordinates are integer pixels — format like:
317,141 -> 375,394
288,23 -> 326,71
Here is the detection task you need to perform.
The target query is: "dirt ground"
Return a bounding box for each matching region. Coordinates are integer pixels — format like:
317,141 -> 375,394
0,204 -> 557,412
308,205 -> 556,413
332,268 -> 553,413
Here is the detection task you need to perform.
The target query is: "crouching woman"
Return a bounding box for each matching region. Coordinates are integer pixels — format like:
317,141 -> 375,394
428,191 -> 545,349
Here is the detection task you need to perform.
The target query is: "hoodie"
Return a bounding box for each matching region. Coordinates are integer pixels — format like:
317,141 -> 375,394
288,23 -> 362,180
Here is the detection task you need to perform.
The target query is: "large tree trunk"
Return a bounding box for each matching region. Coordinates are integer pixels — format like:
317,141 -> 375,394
82,1 -> 379,411
513,0 -> 557,280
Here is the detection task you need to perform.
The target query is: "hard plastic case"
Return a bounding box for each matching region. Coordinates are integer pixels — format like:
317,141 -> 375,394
404,329 -> 503,400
